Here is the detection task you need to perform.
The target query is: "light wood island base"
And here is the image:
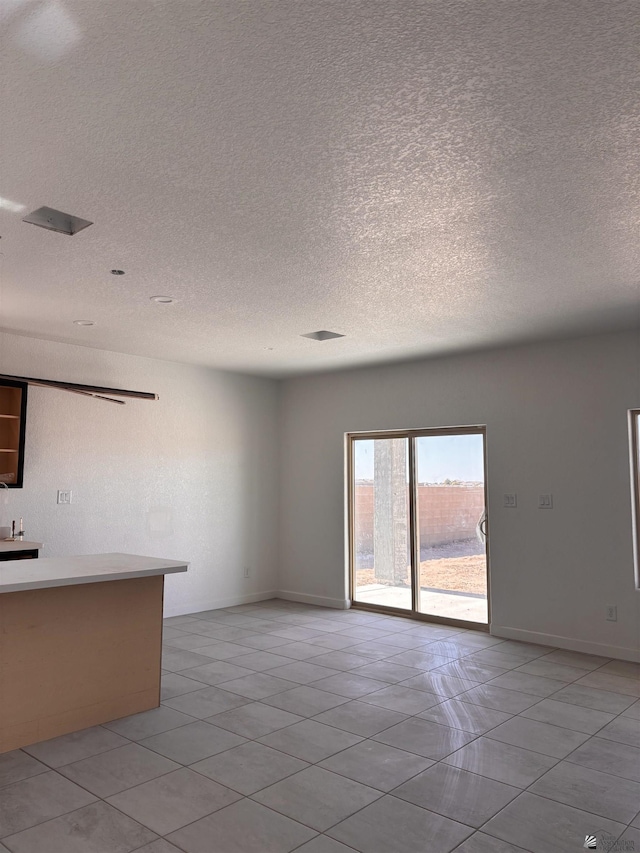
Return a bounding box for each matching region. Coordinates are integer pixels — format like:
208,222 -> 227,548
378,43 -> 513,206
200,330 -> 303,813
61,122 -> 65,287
0,554 -> 187,754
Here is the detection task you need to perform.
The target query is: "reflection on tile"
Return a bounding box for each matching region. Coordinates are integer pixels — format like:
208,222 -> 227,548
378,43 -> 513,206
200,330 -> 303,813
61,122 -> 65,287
401,672 -> 478,698
418,698 -> 512,734
443,737 -> 557,787
458,685 -> 539,714
394,763 -> 519,827
10,601 -> 640,853
359,685 -> 442,715
434,661 -> 509,683
373,717 -> 476,759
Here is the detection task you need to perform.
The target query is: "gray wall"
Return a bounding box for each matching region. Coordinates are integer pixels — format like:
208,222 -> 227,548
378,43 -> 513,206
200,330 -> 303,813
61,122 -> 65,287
0,332 -> 280,616
278,330 -> 640,660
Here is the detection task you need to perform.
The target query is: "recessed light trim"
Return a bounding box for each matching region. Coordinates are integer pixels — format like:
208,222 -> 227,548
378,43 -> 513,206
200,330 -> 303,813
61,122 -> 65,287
111,269 -> 125,275
73,320 -> 95,326
150,296 -> 175,304
301,330 -> 345,341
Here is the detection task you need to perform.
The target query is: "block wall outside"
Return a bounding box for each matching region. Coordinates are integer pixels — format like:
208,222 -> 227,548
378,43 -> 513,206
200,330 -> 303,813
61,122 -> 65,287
354,483 -> 485,551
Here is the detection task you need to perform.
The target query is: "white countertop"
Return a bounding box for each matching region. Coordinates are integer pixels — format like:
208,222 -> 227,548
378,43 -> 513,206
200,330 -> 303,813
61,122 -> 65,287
0,540 -> 43,553
0,552 -> 188,593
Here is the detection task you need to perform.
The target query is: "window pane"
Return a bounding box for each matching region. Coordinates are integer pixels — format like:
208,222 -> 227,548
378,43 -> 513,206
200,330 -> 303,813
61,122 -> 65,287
353,438 -> 411,610
415,433 -> 488,623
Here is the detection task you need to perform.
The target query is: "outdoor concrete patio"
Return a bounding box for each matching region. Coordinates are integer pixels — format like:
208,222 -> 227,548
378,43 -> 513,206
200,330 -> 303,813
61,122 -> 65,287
355,585 -> 488,623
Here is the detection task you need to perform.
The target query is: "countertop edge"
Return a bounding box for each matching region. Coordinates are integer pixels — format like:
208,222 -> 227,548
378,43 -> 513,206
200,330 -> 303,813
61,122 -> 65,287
0,564 -> 188,594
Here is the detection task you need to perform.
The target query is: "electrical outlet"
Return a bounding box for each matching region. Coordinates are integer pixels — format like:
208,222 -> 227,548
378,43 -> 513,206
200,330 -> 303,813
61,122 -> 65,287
606,605 -> 617,622
243,566 -> 250,578
538,494 -> 553,509
57,490 -> 72,505
504,494 -> 517,508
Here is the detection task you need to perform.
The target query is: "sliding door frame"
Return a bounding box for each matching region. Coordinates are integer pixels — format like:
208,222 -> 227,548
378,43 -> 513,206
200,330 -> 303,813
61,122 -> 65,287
347,425 -> 491,631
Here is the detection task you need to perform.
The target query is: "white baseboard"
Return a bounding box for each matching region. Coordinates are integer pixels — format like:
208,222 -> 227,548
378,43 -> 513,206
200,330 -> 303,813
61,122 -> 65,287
164,589 -> 278,618
276,590 -> 351,610
490,624 -> 640,663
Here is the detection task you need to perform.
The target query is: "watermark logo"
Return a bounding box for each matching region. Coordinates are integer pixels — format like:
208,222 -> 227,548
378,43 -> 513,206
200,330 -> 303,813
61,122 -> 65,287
584,830 -> 635,851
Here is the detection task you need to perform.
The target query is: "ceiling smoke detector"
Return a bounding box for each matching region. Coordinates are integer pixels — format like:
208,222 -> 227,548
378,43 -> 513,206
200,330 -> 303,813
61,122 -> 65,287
22,206 -> 93,236
150,296 -> 175,304
301,330 -> 345,341
73,320 -> 95,326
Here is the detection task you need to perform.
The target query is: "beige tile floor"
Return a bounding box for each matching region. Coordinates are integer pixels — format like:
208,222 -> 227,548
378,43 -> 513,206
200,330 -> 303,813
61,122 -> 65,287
1,600 -> 639,853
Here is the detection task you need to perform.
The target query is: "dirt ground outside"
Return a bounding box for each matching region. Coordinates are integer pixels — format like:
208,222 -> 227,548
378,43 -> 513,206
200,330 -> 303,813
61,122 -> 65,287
356,554 -> 487,596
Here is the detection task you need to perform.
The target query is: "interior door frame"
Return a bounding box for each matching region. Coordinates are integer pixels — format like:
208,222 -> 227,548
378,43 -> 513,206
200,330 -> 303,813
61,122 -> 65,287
347,425 -> 491,631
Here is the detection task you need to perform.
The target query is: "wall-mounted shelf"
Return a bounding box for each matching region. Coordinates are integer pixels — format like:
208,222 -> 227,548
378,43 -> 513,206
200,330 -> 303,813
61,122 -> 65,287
0,380 -> 27,488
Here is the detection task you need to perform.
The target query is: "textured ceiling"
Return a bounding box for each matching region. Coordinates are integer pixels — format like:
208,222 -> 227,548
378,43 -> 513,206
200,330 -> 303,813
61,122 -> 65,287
0,0 -> 638,376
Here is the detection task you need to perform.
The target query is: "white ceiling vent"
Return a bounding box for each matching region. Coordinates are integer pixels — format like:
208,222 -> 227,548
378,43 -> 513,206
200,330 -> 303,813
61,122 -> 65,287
22,206 -> 93,236
301,330 -> 345,341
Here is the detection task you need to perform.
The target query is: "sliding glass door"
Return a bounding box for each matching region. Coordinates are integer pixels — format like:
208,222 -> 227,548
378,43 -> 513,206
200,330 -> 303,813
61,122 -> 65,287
349,427 -> 489,627
351,437 -> 412,610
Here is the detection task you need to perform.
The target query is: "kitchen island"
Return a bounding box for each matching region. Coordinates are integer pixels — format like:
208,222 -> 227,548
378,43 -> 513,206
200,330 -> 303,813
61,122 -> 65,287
0,552 -> 188,753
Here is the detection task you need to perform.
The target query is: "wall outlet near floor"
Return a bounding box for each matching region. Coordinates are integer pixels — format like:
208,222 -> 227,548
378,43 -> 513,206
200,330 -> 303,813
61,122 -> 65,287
57,490 -> 72,505
503,493 -> 517,508
538,493 -> 553,509
243,566 -> 251,578
606,605 -> 617,622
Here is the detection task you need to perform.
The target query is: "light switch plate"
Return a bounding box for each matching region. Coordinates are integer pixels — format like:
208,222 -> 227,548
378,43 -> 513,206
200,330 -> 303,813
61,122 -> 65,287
503,493 -> 517,508
539,493 -> 553,509
57,490 -> 72,505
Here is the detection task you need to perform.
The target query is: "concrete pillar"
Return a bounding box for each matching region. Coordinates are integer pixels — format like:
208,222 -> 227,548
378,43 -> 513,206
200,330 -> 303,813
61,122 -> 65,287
373,439 -> 408,584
